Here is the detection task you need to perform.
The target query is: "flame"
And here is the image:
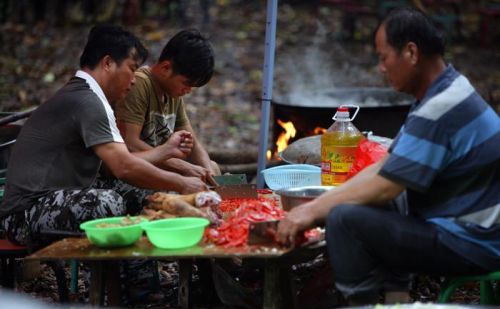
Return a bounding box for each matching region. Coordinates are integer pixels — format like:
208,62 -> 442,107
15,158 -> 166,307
267,122 -> 325,160
276,119 -> 296,153
314,127 -> 327,134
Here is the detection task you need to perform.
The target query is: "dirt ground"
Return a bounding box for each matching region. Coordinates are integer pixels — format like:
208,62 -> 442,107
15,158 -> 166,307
0,1 -> 498,308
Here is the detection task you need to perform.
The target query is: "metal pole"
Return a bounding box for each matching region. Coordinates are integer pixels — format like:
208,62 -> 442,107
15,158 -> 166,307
256,0 -> 278,189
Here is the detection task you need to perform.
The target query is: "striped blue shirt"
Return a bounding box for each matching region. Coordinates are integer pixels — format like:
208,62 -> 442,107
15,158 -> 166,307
380,65 -> 500,269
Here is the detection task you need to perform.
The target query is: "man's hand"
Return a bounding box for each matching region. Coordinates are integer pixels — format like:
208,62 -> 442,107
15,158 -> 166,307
180,176 -> 209,194
178,131 -> 194,155
277,203 -> 317,247
94,142 -> 207,192
181,162 -> 211,182
163,158 -> 217,186
180,163 -> 217,185
162,130 -> 193,159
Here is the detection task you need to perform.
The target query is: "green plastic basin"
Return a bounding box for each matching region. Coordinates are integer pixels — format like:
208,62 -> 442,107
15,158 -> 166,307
141,217 -> 210,249
79,216 -> 147,248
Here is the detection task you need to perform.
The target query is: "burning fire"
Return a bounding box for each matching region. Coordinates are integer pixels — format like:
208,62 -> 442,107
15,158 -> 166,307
314,127 -> 327,134
266,150 -> 272,160
265,121 -> 327,160
267,119 -> 297,160
276,119 -> 297,152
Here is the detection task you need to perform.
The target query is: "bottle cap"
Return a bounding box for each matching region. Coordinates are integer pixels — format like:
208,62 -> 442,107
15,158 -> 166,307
333,105 -> 360,122
333,106 -> 350,121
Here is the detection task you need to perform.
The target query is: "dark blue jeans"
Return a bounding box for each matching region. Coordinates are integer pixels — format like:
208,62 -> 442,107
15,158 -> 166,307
325,203 -> 487,302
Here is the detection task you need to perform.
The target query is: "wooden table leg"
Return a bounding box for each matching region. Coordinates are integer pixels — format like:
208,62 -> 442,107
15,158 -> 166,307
105,261 -> 122,307
264,259 -> 282,309
196,258 -> 218,304
178,259 -> 192,309
280,264 -> 299,309
89,261 -> 104,307
264,259 -> 299,309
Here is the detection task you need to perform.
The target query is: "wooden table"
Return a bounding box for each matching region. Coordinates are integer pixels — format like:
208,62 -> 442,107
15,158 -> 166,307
27,236 -> 326,308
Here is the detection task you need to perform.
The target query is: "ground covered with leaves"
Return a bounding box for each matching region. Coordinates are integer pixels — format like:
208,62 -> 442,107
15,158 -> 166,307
1,1 -> 498,308
15,255 -> 481,308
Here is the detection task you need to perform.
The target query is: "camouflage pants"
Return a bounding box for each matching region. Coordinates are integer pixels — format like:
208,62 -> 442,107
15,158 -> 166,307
1,178 -> 153,246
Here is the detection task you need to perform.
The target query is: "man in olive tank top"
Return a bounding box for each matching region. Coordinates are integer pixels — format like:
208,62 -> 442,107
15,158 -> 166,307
115,29 -> 220,185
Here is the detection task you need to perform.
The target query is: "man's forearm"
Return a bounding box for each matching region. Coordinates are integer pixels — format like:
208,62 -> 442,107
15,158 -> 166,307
94,142 -> 185,192
188,140 -> 212,170
133,149 -> 169,166
127,139 -> 176,167
125,135 -> 153,152
118,157 -> 185,191
310,157 -> 404,223
161,158 -> 190,173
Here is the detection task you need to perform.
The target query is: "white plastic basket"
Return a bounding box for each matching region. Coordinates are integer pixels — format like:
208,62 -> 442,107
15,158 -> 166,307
261,164 -> 321,190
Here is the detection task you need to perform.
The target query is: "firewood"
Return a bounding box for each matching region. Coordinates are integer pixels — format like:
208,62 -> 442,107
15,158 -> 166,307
209,149 -> 258,164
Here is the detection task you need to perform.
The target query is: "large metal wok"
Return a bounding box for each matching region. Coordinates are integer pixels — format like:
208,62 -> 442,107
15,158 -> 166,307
273,87 -> 413,139
280,133 -> 392,166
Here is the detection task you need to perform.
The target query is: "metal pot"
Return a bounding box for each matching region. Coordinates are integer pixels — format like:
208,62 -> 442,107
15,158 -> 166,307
273,87 -> 413,139
276,185 -> 335,211
279,87 -> 413,108
280,133 -> 392,166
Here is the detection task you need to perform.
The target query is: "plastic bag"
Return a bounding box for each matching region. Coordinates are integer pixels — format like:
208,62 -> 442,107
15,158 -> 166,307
347,138 -> 388,179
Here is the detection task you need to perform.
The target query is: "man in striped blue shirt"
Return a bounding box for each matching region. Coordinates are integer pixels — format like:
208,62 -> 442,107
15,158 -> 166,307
277,7 -> 500,305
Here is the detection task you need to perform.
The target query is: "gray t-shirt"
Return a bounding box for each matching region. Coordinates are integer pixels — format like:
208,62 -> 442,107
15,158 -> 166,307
0,71 -> 123,217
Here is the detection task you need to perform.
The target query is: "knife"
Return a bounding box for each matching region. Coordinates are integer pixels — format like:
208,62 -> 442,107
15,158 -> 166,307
247,220 -> 280,245
214,184 -> 258,199
212,174 -> 247,186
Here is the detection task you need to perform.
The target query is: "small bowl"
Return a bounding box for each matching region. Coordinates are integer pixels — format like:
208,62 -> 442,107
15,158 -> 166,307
141,217 -> 210,249
79,216 -> 147,248
276,186 -> 336,211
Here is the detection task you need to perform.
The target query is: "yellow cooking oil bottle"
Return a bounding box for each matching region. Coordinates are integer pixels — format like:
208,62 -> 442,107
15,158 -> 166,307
321,105 -> 363,186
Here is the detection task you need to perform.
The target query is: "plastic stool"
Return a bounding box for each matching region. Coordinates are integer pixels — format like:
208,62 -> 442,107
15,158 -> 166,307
0,238 -> 29,288
0,237 -> 72,302
438,271 -> 500,305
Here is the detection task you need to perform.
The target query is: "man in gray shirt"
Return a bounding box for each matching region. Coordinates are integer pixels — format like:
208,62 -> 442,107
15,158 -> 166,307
0,25 -> 208,246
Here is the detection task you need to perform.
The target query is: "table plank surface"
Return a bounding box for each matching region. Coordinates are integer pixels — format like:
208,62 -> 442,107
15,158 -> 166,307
26,236 -> 293,261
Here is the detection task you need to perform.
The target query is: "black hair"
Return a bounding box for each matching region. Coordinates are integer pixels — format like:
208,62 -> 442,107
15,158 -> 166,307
380,7 -> 445,56
158,29 -> 214,87
80,25 -> 148,69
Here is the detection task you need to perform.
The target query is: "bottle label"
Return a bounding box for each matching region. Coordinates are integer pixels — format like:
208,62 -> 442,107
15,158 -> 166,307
330,146 -> 356,172
321,172 -> 348,186
321,145 -> 357,186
